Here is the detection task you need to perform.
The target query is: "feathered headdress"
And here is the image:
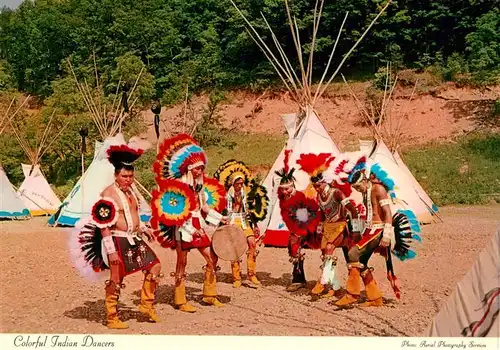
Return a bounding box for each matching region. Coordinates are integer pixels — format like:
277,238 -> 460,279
344,156 -> 397,199
275,149 -> 296,187
214,159 -> 252,190
327,156 -> 354,197
296,153 -> 335,183
345,156 -> 368,184
370,163 -> 397,199
153,133 -> 207,182
107,145 -> 144,169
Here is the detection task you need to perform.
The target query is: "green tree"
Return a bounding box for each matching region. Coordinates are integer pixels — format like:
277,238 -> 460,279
465,8 -> 500,85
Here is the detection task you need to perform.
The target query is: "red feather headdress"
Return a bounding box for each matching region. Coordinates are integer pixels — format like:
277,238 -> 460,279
202,176 -> 227,213
296,153 -> 335,183
107,145 -> 144,168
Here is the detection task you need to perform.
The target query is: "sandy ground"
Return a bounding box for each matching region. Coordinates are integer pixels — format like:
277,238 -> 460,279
0,205 -> 499,336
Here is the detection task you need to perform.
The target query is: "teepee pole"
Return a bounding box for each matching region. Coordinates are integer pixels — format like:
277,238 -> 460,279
393,79 -> 418,150
259,15 -> 302,92
306,0 -> 324,89
284,0 -> 308,97
35,109 -> 57,165
0,97 -> 16,135
313,0 -> 392,105
230,1 -> 300,98
341,74 -> 381,139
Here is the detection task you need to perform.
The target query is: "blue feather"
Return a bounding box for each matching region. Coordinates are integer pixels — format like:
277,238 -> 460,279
410,224 -> 421,233
170,144 -> 204,177
403,210 -> 418,221
371,163 -> 397,194
395,250 -> 417,261
406,250 -> 417,259
348,160 -> 366,182
412,234 -> 422,242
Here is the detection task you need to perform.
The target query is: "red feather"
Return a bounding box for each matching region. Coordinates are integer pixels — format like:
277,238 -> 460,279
335,159 -> 349,175
332,180 -> 352,197
153,133 -> 201,180
106,145 -> 144,165
296,153 -> 334,176
284,149 -> 292,173
279,191 -> 321,236
387,273 -> 401,299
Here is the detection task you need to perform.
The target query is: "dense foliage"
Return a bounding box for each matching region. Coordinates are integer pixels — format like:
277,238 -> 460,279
0,0 -> 498,102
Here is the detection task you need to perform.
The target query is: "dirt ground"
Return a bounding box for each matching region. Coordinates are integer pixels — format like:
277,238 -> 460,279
142,84 -> 500,150
0,205 -> 499,336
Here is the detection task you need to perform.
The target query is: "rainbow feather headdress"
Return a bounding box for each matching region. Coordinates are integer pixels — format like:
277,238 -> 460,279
153,134 -> 207,182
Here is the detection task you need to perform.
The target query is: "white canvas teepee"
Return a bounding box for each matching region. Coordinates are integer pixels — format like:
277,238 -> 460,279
342,66 -> 440,224
0,164 -> 30,220
424,226 -> 500,337
232,0 -> 392,246
0,95 -> 35,219
260,107 -> 341,246
48,133 -> 152,226
17,164 -> 61,216
8,109 -> 67,217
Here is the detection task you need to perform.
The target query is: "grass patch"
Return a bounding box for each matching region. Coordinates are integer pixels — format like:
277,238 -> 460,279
403,133 -> 500,205
204,132 -> 286,178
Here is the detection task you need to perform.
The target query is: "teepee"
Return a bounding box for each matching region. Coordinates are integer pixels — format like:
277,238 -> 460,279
231,0 -> 393,246
0,96 -> 31,219
0,164 -> 30,220
48,60 -> 152,226
342,66 -> 440,224
424,226 -> 499,337
9,109 -> 66,216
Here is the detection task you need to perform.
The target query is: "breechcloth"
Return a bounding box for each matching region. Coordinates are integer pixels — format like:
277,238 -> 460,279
176,217 -> 211,251
109,231 -> 160,276
356,225 -> 384,249
351,225 -> 384,267
321,221 -> 347,249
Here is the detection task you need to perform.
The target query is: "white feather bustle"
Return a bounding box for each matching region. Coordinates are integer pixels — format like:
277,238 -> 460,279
67,216 -> 108,284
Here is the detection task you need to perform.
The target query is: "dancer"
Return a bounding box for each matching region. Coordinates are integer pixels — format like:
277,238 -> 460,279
296,153 -> 361,298
214,159 -> 269,288
72,142 -> 162,329
275,150 -> 322,292
335,156 -> 422,307
152,134 -> 227,312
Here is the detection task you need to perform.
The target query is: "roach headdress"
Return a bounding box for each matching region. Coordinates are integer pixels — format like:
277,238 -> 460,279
274,149 -> 296,187
106,145 -> 144,170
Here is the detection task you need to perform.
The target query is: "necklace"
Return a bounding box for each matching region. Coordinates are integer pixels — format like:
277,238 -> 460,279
115,182 -> 133,197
